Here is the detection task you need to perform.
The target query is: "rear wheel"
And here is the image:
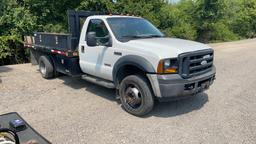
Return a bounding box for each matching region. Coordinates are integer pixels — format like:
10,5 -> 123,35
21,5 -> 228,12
39,56 -> 54,79
119,75 -> 154,116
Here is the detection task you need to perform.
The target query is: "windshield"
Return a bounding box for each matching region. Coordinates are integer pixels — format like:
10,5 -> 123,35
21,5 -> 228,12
107,17 -> 164,42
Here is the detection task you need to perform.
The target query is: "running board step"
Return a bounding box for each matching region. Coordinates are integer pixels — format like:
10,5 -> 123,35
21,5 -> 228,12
81,75 -> 115,89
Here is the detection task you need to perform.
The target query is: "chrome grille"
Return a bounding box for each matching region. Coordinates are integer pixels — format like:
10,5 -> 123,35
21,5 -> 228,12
179,49 -> 214,78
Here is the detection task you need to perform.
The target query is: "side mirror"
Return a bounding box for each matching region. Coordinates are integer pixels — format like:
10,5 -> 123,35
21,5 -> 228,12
86,32 -> 97,47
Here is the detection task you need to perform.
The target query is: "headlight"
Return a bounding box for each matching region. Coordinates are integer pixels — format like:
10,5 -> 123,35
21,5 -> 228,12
157,58 -> 179,74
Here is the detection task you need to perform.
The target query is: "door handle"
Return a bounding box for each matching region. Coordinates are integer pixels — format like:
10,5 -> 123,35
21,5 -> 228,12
81,46 -> 85,53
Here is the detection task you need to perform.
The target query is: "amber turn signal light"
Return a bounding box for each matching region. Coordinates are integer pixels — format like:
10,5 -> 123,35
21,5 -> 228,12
157,59 -> 178,74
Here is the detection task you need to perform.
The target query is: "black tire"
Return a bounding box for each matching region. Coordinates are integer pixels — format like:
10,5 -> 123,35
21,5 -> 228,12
119,75 -> 154,116
39,56 -> 54,79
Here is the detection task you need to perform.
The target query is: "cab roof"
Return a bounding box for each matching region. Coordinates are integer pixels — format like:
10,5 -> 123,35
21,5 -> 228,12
88,15 -> 141,20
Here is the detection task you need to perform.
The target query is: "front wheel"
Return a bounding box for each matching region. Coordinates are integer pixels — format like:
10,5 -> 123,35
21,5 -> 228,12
119,75 -> 154,116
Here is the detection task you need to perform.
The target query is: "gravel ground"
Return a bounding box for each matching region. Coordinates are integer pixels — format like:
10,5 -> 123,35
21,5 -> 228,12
0,39 -> 256,144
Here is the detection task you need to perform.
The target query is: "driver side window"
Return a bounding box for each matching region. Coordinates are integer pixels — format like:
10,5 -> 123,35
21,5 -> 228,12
86,19 -> 109,44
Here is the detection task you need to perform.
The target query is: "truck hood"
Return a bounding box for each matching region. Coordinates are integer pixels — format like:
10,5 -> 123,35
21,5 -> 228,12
123,38 -> 211,59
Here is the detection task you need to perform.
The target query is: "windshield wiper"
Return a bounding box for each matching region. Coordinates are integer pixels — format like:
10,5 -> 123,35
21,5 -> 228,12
122,35 -> 164,39
121,35 -> 145,39
145,34 -> 165,38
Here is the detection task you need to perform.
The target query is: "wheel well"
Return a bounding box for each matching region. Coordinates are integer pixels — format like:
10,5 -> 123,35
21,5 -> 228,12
39,55 -> 54,67
38,54 -> 58,75
32,50 -> 54,66
115,65 -> 148,88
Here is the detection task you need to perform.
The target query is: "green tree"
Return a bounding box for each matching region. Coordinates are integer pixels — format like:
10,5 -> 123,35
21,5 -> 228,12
112,0 -> 165,27
77,0 -> 165,27
194,0 -> 239,42
232,0 -> 256,38
159,1 -> 197,40
0,0 -> 37,65
77,0 -> 113,13
24,0 -> 80,32
1,0 -> 255,66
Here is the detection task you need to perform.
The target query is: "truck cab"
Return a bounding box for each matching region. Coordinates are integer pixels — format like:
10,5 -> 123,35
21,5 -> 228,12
26,11 -> 216,116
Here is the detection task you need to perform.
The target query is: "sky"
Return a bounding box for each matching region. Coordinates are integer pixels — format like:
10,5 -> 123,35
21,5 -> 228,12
169,0 -> 180,3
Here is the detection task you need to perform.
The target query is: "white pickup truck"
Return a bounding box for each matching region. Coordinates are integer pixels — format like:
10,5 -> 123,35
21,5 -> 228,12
25,11 -> 216,116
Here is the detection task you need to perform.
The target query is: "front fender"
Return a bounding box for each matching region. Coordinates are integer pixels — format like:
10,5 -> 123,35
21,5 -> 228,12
112,55 -> 156,84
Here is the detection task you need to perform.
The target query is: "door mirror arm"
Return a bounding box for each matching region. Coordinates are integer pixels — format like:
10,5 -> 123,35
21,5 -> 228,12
104,36 -> 112,47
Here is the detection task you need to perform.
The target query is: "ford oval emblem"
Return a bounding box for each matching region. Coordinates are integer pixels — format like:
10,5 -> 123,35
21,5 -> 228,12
201,60 -> 208,65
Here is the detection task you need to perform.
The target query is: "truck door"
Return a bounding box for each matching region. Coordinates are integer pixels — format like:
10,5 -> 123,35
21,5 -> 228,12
79,19 -> 111,79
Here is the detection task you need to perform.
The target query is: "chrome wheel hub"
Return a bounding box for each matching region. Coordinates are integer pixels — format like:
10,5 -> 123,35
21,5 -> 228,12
124,85 -> 142,109
40,62 -> 46,75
